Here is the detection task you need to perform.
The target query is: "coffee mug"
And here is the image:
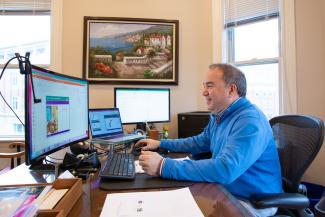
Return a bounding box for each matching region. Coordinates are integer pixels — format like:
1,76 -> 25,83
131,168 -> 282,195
147,129 -> 160,140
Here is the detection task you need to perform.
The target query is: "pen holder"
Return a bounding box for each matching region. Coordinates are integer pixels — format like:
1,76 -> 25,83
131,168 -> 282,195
147,129 -> 160,140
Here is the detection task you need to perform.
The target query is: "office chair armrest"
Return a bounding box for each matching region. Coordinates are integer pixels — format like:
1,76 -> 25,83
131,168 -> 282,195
251,193 -> 310,209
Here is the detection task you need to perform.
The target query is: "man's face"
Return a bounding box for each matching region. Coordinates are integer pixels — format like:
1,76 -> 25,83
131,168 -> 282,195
202,68 -> 235,114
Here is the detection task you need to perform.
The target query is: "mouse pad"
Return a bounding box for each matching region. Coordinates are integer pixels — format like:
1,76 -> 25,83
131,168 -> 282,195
99,173 -> 194,190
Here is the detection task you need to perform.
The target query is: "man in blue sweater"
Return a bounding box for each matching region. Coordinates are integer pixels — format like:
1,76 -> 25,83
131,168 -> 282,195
136,63 -> 282,216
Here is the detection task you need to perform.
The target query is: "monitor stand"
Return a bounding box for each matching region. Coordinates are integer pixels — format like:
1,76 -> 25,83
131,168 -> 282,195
29,157 -> 56,171
28,157 -> 61,178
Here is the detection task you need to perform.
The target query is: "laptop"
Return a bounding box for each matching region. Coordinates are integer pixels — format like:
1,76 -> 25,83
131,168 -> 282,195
89,108 -> 145,144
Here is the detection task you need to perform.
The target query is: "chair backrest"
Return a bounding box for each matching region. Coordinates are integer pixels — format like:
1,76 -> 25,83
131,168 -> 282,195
270,115 -> 324,193
0,142 -> 25,169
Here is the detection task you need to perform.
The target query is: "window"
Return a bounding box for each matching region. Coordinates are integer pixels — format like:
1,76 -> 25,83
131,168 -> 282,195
12,74 -> 18,86
12,97 -> 18,110
223,0 -> 280,119
0,0 -> 51,139
13,123 -> 24,134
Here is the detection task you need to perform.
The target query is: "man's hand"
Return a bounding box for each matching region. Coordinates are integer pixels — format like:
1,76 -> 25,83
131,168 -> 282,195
139,151 -> 164,176
134,139 -> 160,151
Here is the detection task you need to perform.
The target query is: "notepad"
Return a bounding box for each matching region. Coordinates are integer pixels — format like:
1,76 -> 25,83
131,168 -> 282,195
100,187 -> 204,217
39,188 -> 69,210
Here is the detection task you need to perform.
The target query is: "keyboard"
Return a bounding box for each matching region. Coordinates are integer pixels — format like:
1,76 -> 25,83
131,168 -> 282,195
99,152 -> 135,180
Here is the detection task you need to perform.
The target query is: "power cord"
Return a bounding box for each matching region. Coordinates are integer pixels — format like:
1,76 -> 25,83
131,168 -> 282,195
44,158 -> 58,165
0,91 -> 24,126
46,155 -> 64,161
0,56 -> 25,126
0,52 -> 41,131
0,52 -> 42,128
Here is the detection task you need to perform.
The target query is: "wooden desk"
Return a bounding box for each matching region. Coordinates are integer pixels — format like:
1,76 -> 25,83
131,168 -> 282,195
0,163 -> 253,217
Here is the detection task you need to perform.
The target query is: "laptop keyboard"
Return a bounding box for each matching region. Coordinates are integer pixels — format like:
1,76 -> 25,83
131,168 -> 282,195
100,152 -> 135,180
107,134 -> 144,143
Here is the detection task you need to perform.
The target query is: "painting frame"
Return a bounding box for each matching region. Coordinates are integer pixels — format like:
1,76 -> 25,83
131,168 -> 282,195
83,17 -> 179,85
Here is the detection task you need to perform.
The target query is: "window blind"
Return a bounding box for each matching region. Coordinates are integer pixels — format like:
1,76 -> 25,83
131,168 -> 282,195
0,0 -> 51,14
224,0 -> 279,27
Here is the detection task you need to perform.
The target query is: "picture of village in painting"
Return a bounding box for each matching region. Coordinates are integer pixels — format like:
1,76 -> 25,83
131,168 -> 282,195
84,18 -> 178,84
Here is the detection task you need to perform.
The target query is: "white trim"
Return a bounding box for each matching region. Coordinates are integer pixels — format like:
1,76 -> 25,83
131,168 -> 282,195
50,0 -> 63,72
234,57 -> 279,66
212,0 -> 223,63
279,0 -> 297,114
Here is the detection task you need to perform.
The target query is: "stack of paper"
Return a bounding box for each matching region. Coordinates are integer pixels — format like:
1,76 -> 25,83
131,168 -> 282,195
100,187 -> 204,217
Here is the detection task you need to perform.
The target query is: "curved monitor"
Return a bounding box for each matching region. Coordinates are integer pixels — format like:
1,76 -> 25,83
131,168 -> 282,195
114,87 -> 170,124
25,65 -> 89,168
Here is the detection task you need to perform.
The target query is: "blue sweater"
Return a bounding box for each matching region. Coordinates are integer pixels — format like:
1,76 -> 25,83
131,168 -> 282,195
160,97 -> 282,198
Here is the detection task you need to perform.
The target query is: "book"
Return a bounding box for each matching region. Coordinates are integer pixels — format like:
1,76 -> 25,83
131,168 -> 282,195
0,185 -> 47,217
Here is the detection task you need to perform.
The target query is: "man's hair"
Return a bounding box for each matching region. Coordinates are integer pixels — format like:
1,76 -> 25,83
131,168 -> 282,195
209,63 -> 247,97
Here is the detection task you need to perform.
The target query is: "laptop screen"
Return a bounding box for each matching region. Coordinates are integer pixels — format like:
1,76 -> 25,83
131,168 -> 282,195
89,108 -> 124,138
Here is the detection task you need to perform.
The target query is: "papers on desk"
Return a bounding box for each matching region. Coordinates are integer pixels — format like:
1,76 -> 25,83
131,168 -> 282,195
100,187 -> 204,217
58,170 -> 75,179
134,160 -> 145,173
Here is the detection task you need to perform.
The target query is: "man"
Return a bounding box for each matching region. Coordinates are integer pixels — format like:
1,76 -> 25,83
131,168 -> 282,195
136,63 -> 282,216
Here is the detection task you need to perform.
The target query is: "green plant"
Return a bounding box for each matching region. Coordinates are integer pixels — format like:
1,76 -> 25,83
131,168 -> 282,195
144,69 -> 154,78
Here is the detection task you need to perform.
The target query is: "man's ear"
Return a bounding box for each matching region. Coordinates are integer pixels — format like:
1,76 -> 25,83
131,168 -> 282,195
228,83 -> 238,97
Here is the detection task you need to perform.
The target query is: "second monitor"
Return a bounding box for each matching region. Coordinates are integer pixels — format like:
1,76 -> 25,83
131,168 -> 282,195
114,88 -> 170,126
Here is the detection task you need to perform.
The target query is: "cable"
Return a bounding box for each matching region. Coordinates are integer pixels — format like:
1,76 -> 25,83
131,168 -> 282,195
0,52 -> 41,128
44,158 -> 57,165
0,56 -> 25,126
0,56 -> 17,80
0,90 -> 24,126
92,144 -> 109,152
96,152 -> 109,157
46,155 -> 63,161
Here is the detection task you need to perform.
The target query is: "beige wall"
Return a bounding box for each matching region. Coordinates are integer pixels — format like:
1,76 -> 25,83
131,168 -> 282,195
61,0 -> 212,138
295,0 -> 325,185
3,0 -> 324,185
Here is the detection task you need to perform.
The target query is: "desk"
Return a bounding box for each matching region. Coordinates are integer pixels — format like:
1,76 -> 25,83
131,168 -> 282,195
0,163 -> 253,217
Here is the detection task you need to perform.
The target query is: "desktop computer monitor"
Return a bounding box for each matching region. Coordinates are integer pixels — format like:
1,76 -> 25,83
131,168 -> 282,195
25,65 -> 89,170
114,87 -> 170,126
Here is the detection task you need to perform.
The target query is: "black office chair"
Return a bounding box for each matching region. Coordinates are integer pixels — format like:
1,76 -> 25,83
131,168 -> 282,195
250,115 -> 324,217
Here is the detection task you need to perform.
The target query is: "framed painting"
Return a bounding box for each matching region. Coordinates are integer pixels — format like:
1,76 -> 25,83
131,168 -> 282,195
83,17 -> 179,85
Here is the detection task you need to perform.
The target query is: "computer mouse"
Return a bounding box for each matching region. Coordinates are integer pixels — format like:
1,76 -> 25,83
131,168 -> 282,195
132,144 -> 145,156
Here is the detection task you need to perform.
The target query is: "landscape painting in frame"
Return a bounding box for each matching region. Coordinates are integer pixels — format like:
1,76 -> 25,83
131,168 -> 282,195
83,17 -> 179,84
